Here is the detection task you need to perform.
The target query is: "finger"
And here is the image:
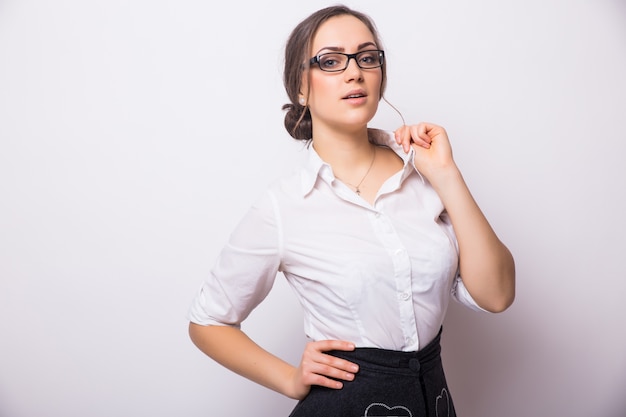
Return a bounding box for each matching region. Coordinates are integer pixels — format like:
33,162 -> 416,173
311,339 -> 356,352
414,123 -> 433,145
304,341 -> 359,373
298,358 -> 356,390
394,125 -> 412,153
304,372 -> 348,390
308,359 -> 357,382
408,124 -> 431,149
394,124 -> 407,142
318,353 -> 359,374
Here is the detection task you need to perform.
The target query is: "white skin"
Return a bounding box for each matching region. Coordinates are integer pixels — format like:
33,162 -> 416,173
189,13 -> 515,401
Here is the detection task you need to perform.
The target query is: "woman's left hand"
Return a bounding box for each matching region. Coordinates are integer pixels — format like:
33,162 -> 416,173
394,123 -> 457,180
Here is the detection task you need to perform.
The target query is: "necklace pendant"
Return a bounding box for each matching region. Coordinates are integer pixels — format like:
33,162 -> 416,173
356,188 -> 361,195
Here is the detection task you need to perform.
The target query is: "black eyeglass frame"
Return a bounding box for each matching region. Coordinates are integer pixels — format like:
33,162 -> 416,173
308,49 -> 385,73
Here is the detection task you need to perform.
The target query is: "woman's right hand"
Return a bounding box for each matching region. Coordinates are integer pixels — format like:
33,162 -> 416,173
287,340 -> 360,400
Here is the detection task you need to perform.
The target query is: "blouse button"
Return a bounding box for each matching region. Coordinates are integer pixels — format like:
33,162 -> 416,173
399,291 -> 410,301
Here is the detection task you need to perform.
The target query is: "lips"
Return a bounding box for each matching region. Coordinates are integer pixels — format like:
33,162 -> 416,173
342,89 -> 367,99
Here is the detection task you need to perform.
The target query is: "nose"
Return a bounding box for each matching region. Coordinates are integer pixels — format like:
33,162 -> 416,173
344,56 -> 363,81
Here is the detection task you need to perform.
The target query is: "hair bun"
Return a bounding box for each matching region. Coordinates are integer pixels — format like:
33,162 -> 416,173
282,103 -> 312,140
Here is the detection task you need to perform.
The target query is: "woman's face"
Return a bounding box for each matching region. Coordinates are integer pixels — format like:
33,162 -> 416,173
303,14 -> 382,136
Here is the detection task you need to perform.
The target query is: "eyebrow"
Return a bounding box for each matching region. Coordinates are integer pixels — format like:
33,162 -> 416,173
314,42 -> 377,55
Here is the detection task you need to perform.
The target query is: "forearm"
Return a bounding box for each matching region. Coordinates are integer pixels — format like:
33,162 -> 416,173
430,165 -> 515,312
188,322 -> 298,398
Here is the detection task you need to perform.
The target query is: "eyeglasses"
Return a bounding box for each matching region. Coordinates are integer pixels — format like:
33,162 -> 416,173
309,49 -> 385,72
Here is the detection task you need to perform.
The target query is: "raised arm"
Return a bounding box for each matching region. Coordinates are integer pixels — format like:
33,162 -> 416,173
395,123 -> 515,312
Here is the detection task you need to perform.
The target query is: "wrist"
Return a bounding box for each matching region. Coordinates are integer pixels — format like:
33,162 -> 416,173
278,365 -> 308,400
422,163 -> 462,189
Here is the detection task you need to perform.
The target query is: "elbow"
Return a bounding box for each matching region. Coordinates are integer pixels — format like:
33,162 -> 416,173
188,322 -> 198,344
471,261 -> 516,313
481,290 -> 515,313
188,321 -> 207,349
480,269 -> 516,313
188,321 -> 240,354
460,245 -> 516,313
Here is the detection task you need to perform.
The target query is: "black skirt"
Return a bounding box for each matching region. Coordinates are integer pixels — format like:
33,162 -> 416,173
289,328 -> 455,417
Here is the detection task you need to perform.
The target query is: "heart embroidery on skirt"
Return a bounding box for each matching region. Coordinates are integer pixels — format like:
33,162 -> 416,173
435,388 -> 451,417
362,402 -> 412,417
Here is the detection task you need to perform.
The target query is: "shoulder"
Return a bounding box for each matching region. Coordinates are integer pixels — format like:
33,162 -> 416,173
368,128 -> 394,146
250,167 -> 306,211
378,145 -> 404,170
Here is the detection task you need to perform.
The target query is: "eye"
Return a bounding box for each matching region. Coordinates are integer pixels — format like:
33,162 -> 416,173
358,51 -> 378,65
319,54 -> 344,69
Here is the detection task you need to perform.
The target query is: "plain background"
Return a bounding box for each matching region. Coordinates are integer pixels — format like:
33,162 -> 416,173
1,1 -> 625,416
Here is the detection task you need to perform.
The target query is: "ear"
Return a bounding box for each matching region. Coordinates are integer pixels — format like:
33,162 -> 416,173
299,71 -> 310,105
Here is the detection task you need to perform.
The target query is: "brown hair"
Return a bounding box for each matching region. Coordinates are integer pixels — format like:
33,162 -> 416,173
282,5 -> 387,140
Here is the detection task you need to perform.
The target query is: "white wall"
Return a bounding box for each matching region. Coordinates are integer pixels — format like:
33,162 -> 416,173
1,1 -> 624,416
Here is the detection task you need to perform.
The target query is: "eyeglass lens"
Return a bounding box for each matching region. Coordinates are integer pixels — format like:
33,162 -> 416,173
316,50 -> 383,72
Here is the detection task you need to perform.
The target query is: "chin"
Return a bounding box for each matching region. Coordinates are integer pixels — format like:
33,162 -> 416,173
313,106 -> 379,132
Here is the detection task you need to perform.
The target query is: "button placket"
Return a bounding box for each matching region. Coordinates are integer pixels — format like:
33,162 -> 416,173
368,210 -> 419,350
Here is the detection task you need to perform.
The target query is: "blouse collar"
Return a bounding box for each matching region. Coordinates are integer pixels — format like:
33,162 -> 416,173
300,129 -> 425,197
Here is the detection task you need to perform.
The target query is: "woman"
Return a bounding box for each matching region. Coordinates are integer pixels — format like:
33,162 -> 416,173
188,5 -> 515,416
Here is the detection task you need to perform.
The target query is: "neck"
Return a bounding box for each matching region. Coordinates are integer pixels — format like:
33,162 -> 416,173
312,126 -> 374,173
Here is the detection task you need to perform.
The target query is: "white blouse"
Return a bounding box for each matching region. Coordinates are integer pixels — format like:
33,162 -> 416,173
188,129 -> 485,351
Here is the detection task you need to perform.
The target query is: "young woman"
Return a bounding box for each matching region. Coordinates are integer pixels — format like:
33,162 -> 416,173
188,5 -> 515,416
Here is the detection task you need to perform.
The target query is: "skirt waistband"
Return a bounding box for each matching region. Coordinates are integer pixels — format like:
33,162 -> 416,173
327,327 -> 442,373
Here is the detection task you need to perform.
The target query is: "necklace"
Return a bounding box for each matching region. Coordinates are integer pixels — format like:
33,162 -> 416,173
339,146 -> 377,195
